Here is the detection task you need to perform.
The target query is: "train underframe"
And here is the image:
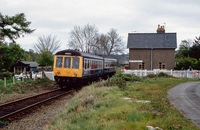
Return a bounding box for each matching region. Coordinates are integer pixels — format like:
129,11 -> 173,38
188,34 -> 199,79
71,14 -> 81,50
54,72 -> 115,88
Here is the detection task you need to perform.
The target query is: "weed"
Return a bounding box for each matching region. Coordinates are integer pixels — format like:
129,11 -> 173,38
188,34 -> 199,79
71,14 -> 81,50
0,121 -> 9,125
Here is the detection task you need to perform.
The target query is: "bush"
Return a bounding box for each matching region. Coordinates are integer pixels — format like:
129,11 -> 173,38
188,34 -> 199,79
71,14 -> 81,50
145,72 -> 172,78
105,69 -> 142,88
175,57 -> 196,70
0,70 -> 13,79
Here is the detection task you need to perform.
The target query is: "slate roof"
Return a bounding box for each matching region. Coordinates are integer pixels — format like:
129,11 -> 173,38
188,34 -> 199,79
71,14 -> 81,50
127,33 -> 177,49
21,61 -> 39,67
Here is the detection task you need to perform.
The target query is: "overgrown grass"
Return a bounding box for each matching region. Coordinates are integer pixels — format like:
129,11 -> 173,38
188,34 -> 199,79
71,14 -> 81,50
0,78 -> 55,100
46,72 -> 200,130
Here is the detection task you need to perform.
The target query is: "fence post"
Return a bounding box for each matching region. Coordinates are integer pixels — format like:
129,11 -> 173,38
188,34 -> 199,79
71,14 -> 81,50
4,77 -> 6,88
13,76 -> 15,84
34,72 -> 37,81
22,74 -> 24,82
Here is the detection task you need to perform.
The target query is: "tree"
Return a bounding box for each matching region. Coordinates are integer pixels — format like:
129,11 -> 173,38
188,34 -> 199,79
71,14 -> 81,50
0,44 -> 25,71
193,36 -> 200,45
189,36 -> 200,60
37,51 -> 54,67
34,34 -> 61,54
105,28 -> 125,56
26,49 -> 39,61
94,34 -> 109,55
0,13 -> 35,43
68,24 -> 99,53
174,57 -> 196,70
176,39 -> 192,59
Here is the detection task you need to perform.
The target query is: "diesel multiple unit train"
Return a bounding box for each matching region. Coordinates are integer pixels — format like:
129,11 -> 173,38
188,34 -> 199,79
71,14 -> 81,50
53,49 -> 117,86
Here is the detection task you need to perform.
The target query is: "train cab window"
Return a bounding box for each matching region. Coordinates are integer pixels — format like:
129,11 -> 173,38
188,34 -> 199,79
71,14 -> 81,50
64,57 -> 71,68
72,57 -> 80,69
56,57 -> 63,68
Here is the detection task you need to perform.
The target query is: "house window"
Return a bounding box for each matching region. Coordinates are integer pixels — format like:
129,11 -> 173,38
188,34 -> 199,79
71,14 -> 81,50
138,62 -> 145,70
159,62 -> 166,69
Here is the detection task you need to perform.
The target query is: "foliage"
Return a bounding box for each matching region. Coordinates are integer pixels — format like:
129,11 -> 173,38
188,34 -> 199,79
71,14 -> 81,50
106,69 -> 141,88
0,69 -> 13,79
0,44 -> 25,71
37,51 -> 54,67
174,57 -> 197,70
193,60 -> 200,70
144,72 -> 173,78
0,13 -> 35,43
34,34 -> 61,54
189,43 -> 200,60
176,37 -> 200,68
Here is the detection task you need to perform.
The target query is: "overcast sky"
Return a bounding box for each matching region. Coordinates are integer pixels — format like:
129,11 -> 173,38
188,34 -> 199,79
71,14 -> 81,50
1,0 -> 200,53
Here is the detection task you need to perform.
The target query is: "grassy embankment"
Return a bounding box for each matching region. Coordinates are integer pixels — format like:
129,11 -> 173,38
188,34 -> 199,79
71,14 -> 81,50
46,71 -> 200,130
0,78 -> 55,100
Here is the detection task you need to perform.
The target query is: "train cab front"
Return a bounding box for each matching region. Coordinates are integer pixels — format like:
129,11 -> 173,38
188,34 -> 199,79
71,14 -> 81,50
53,55 -> 82,85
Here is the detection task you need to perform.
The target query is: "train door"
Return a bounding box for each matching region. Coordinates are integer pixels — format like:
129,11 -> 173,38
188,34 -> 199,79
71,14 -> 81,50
71,57 -> 82,77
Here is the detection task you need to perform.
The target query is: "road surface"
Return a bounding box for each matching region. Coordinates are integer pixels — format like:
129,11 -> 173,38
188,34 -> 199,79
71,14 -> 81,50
168,82 -> 200,127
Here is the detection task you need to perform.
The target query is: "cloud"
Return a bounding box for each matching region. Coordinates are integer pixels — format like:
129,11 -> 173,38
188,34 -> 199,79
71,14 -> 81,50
1,0 -> 200,51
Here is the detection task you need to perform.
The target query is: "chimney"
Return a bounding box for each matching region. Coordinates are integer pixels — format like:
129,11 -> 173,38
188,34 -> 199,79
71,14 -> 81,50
156,24 -> 165,34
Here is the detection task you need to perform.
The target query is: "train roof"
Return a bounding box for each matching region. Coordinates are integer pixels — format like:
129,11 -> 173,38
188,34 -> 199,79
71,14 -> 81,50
55,50 -> 103,59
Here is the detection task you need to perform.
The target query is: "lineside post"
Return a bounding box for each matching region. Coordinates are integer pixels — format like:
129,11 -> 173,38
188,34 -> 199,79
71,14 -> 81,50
13,76 -> 15,84
4,77 -> 6,88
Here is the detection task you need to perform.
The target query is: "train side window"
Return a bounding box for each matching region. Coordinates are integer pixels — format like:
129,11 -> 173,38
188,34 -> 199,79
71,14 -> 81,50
86,60 -> 89,69
64,57 -> 71,68
56,57 -> 63,68
72,57 -> 80,69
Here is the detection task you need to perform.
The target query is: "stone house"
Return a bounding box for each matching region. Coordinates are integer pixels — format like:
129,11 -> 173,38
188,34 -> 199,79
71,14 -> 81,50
127,25 -> 177,70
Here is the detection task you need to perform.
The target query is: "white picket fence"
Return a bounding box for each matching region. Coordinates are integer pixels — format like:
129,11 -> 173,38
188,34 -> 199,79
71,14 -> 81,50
124,69 -> 200,79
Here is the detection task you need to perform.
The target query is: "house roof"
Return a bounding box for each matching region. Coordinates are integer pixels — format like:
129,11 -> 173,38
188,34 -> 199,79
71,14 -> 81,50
127,33 -> 177,49
21,61 -> 39,67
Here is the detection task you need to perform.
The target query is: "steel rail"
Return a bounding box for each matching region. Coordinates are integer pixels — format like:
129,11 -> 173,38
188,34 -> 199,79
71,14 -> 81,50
0,89 -> 73,121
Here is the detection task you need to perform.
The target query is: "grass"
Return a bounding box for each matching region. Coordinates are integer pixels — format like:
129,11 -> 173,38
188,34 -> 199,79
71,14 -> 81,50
46,75 -> 200,130
0,78 -> 55,100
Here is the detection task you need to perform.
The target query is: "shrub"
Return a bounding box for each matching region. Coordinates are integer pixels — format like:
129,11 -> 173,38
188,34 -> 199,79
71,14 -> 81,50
157,72 -> 172,77
145,72 -> 173,78
105,69 -> 142,88
0,70 -> 13,79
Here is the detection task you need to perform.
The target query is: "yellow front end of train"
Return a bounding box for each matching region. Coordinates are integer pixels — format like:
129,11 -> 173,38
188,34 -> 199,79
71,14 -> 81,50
53,55 -> 83,78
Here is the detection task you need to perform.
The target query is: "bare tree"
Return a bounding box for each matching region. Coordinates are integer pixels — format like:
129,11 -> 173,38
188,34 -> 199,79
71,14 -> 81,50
34,34 -> 61,54
68,24 -> 98,53
94,34 -> 109,55
104,28 -> 125,56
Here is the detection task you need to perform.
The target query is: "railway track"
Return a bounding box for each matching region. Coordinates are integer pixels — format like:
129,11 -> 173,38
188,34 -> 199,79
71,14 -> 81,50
0,89 -> 74,126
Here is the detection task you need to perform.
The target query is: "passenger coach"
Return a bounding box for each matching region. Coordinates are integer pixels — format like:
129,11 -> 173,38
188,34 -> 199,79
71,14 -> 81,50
53,50 -> 117,86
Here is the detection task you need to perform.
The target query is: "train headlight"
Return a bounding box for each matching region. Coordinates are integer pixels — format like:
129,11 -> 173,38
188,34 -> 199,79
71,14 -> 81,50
74,72 -> 77,77
57,71 -> 60,75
